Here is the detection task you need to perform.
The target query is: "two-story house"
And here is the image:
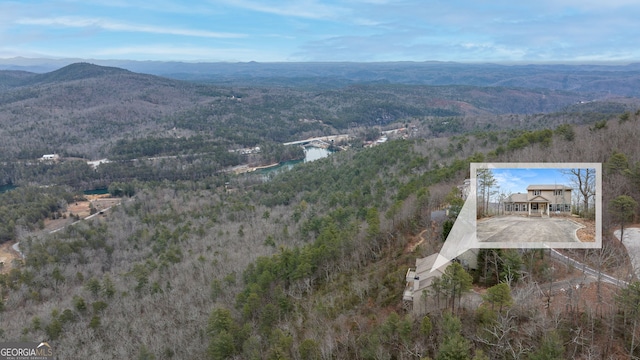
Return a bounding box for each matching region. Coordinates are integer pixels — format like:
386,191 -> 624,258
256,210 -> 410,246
504,184 -> 572,216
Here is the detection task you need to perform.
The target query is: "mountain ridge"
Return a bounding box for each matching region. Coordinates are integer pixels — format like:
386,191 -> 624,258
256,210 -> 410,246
29,62 -> 131,85
3,58 -> 640,95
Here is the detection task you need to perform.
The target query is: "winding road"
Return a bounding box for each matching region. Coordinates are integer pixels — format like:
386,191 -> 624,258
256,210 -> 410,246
548,248 -> 629,288
11,199 -> 126,260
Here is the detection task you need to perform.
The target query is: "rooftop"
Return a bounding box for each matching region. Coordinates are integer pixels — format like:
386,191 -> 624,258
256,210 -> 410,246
526,185 -> 572,191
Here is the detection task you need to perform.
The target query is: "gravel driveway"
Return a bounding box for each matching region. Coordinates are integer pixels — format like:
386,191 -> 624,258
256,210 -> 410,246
477,215 -> 583,243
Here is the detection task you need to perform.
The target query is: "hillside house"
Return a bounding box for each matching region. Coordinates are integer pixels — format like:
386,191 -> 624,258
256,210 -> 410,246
41,154 -> 60,161
403,250 -> 478,314
403,254 -> 449,313
504,185 -> 572,216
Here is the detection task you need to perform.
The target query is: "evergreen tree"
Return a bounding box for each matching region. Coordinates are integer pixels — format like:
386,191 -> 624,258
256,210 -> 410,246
609,195 -> 637,243
528,331 -> 564,360
442,262 -> 473,313
437,313 -> 471,360
483,283 -> 512,312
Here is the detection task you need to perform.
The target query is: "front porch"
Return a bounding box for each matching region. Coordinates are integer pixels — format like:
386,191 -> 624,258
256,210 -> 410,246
528,200 -> 549,217
504,200 -> 549,217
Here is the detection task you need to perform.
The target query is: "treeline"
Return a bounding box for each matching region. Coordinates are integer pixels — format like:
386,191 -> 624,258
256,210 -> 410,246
0,157 -> 228,191
0,140 -> 306,190
254,139 -> 458,208
110,136 -> 238,160
110,136 -> 303,165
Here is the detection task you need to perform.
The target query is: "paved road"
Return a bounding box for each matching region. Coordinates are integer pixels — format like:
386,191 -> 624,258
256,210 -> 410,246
615,228 -> 640,280
549,248 -> 629,288
477,215 -> 583,243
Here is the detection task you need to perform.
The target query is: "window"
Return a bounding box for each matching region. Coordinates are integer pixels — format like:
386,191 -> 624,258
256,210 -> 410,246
554,190 -> 563,196
533,190 -> 541,196
515,204 -> 526,211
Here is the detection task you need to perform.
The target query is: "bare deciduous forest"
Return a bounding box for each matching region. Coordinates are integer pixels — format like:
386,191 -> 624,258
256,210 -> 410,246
1,63 -> 640,359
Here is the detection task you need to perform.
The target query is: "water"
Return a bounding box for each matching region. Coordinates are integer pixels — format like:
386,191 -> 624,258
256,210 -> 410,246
259,146 -> 333,178
0,185 -> 109,195
303,147 -> 331,163
0,184 -> 17,194
83,188 -> 109,195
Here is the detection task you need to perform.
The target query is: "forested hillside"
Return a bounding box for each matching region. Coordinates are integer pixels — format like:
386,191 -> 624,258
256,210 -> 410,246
1,110 -> 640,358
2,63 -> 636,163
3,63 -> 640,197
2,63 -> 640,359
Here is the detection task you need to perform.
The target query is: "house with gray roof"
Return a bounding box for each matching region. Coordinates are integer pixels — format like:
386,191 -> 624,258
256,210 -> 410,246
403,250 -> 478,314
504,184 -> 571,217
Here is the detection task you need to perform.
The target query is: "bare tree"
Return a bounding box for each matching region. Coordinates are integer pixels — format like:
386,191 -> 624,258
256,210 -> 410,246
477,168 -> 496,217
564,168 -> 596,217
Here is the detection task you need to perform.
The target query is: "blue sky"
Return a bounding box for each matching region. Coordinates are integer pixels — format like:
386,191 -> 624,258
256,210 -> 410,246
490,168 -> 574,196
1,0 -> 639,63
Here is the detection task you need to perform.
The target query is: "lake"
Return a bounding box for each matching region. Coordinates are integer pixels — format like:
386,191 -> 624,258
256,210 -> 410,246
0,184 -> 17,194
259,146 -> 333,178
83,188 -> 109,195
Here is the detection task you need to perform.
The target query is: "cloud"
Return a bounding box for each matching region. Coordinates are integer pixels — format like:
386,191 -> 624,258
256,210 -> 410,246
221,0 -> 348,20
291,0 -> 640,62
538,0 -> 640,10
4,0 -> 640,62
17,17 -> 245,38
351,18 -> 384,26
64,0 -> 220,15
493,170 -> 527,195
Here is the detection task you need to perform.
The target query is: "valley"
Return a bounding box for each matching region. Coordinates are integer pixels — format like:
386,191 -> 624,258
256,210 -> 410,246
0,62 -> 640,359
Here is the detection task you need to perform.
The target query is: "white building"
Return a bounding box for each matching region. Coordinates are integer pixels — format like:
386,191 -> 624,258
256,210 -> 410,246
41,154 -> 60,161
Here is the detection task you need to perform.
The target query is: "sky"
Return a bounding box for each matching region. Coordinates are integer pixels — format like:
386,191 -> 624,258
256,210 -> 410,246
1,0 -> 640,63
489,168 -> 574,196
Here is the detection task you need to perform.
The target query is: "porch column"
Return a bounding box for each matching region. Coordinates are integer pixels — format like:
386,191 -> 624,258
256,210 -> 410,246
528,202 -> 531,216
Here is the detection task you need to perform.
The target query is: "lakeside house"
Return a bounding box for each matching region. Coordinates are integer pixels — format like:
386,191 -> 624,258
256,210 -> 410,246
504,184 -> 572,216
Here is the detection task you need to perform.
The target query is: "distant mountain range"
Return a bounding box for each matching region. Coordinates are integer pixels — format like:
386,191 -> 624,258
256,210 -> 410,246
2,57 -> 640,95
0,62 -> 638,161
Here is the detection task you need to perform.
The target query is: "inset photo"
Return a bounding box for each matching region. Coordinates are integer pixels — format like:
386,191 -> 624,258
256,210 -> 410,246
472,163 -> 601,249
